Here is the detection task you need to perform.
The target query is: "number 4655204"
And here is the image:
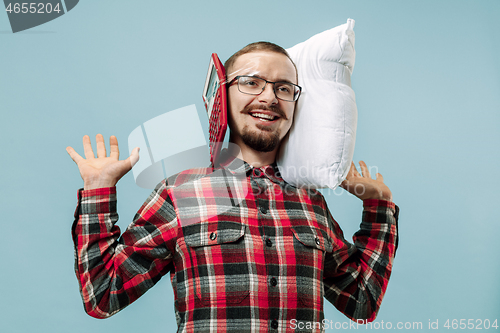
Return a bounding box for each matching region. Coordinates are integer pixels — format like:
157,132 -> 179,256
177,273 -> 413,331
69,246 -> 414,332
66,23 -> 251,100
444,319 -> 498,330
6,3 -> 62,14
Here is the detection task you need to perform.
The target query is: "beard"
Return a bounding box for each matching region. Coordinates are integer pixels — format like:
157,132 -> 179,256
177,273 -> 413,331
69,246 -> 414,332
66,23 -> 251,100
240,123 -> 280,152
231,103 -> 288,152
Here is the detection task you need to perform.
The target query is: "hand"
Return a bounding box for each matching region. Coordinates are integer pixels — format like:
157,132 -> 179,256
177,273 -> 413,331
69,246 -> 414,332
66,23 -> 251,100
340,161 -> 393,202
66,134 -> 140,190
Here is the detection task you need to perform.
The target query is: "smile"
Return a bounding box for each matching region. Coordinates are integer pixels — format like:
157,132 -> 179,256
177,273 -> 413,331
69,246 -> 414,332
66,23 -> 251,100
249,112 -> 279,122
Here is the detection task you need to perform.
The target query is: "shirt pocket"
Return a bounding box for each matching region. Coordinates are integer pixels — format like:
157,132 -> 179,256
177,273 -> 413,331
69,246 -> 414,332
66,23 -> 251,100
291,225 -> 333,307
183,221 -> 250,305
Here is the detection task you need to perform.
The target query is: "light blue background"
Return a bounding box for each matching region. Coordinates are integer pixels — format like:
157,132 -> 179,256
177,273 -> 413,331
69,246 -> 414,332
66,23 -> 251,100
1,1 -> 499,332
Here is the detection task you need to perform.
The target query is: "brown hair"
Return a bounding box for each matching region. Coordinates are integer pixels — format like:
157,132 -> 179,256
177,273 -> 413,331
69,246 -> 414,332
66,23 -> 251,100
224,41 -> 297,80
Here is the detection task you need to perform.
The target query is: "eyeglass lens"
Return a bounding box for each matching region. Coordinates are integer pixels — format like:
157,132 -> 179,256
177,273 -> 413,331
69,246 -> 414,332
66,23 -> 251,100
237,76 -> 298,102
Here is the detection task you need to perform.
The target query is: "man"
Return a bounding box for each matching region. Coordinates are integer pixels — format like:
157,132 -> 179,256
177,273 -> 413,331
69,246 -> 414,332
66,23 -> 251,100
67,42 -> 398,332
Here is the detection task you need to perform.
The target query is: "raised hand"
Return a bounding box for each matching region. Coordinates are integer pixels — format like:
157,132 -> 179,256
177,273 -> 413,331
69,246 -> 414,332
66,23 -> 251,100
340,161 -> 393,201
66,134 -> 140,190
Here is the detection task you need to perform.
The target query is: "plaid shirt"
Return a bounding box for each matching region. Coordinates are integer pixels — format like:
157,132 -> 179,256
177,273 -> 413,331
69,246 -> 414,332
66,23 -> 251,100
72,152 -> 399,333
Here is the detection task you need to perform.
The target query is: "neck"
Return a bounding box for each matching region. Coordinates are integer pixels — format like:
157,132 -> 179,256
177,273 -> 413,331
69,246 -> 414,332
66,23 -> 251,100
228,136 -> 279,168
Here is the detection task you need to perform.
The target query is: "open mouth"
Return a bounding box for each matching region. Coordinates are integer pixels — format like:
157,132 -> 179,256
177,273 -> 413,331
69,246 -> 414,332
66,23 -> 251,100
249,112 -> 279,122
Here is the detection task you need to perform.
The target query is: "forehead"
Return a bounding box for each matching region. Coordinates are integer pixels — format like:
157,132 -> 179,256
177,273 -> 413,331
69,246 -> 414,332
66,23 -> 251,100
229,51 -> 297,83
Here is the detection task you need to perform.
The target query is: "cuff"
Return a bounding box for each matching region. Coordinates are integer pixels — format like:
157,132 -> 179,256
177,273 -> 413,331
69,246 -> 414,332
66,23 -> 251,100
77,187 -> 117,215
363,199 -> 396,210
362,199 -> 399,255
362,199 -> 399,226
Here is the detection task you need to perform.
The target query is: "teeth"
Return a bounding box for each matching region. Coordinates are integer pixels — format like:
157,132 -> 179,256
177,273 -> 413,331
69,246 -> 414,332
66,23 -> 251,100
251,113 -> 275,120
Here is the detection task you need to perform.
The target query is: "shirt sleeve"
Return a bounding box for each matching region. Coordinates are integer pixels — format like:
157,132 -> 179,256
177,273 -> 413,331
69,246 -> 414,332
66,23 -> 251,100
71,182 -> 178,319
323,199 -> 399,322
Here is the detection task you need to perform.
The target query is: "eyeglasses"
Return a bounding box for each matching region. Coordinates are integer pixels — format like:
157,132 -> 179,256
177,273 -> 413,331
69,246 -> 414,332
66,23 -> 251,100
228,75 -> 302,102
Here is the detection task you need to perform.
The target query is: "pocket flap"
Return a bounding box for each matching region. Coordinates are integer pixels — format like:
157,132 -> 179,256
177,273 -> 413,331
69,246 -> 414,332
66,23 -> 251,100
291,225 -> 333,252
183,221 -> 245,248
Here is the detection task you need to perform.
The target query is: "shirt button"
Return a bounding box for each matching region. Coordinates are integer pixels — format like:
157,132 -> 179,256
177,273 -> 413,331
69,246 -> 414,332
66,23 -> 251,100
315,237 -> 320,245
253,168 -> 261,177
266,238 -> 273,247
270,277 -> 277,287
259,206 -> 267,214
210,232 -> 217,240
271,320 -> 279,329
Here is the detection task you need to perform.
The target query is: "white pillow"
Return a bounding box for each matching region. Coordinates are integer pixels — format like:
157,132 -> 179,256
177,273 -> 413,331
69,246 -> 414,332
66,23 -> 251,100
277,19 -> 357,189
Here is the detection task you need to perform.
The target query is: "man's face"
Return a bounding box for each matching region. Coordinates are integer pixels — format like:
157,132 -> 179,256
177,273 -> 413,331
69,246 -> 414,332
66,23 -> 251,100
227,51 -> 297,153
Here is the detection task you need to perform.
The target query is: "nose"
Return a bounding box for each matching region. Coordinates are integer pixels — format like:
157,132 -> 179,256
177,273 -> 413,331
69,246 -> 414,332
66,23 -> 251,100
258,82 -> 278,105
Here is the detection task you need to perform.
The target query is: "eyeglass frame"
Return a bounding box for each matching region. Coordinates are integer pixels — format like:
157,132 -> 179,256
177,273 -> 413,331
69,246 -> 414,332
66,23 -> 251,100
227,75 -> 302,102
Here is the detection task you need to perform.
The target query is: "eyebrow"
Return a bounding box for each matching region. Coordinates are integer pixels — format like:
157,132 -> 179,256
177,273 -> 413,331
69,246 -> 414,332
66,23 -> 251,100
248,74 -> 296,85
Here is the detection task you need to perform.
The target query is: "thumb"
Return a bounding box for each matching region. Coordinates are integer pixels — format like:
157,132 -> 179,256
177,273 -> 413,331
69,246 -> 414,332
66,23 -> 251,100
128,147 -> 140,168
340,178 -> 351,190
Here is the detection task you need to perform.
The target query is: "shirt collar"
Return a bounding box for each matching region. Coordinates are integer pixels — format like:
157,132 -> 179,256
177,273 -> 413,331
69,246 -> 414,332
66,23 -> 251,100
218,149 -> 285,186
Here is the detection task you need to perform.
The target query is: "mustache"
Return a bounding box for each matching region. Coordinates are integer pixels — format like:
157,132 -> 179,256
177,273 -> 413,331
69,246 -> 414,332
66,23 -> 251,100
242,104 -> 288,120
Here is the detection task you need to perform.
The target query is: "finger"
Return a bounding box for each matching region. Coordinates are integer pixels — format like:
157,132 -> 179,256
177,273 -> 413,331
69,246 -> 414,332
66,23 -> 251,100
340,178 -> 362,197
66,146 -> 84,164
349,161 -> 360,178
340,176 -> 355,189
82,135 -> 95,159
96,134 -> 107,158
376,173 -> 384,183
359,160 -> 371,178
109,135 -> 119,159
127,147 -> 140,167
117,148 -> 140,177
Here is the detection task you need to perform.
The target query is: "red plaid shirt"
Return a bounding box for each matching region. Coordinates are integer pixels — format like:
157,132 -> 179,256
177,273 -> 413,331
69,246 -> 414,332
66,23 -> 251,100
72,152 -> 399,333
